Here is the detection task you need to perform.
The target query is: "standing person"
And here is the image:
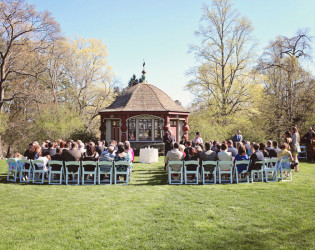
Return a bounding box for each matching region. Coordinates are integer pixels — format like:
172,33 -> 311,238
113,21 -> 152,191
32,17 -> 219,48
232,130 -> 242,145
179,135 -> 187,145
302,127 -> 315,162
194,132 -> 203,144
291,126 -> 301,172
283,130 -> 292,148
311,133 -> 315,162
163,131 -> 174,156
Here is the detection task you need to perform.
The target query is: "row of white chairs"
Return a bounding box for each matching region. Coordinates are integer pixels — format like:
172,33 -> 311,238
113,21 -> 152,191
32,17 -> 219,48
6,159 -> 131,185
167,157 -> 292,185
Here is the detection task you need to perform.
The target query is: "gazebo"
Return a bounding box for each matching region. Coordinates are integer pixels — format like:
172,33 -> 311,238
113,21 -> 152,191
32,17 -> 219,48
99,82 -> 190,150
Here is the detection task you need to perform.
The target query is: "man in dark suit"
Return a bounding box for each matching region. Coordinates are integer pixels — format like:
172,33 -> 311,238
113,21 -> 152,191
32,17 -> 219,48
43,142 -> 56,157
269,141 -> 281,158
62,142 -> 82,162
232,130 -> 242,144
248,143 -> 265,173
227,140 -> 238,157
266,140 -> 272,153
163,130 -> 175,156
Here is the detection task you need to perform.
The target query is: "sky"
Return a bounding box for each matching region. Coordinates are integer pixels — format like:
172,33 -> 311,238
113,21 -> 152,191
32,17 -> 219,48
30,0 -> 315,107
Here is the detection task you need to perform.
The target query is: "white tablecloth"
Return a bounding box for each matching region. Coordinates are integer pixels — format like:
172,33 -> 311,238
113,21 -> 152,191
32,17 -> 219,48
139,147 -> 159,163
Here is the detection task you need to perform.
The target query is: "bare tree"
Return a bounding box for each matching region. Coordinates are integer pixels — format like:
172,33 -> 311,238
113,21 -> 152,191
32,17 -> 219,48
187,0 -> 255,120
257,31 -> 315,138
0,0 -> 60,156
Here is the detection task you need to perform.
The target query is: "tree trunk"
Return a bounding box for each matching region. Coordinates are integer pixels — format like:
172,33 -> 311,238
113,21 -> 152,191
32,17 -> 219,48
0,134 -> 3,159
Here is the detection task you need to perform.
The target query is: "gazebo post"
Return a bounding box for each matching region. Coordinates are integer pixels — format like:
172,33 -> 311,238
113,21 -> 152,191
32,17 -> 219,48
164,115 -> 170,132
183,116 -> 189,139
100,115 -> 106,141
121,114 -> 127,142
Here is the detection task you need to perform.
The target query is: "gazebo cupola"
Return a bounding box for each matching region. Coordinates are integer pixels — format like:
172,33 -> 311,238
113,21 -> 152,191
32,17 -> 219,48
99,74 -> 190,145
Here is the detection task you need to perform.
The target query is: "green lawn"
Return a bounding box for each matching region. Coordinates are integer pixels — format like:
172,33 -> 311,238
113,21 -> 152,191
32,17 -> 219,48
0,158 -> 314,249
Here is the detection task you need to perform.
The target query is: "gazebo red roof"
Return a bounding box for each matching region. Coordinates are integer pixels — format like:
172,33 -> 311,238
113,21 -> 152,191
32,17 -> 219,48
100,82 -> 189,113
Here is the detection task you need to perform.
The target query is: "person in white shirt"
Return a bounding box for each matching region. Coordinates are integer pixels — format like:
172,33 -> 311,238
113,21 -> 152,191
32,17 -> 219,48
194,132 -> 203,144
217,143 -> 232,170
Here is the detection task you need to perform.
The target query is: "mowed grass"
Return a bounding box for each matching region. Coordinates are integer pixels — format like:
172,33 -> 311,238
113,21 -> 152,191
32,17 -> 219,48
0,158 -> 314,249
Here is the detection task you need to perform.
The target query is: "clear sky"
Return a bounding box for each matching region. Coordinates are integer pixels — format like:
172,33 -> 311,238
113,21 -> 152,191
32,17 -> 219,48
30,0 -> 315,107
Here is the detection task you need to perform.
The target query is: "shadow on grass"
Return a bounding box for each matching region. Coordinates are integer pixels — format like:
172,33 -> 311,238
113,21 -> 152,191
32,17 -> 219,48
131,165 -> 168,186
1,168 -> 169,186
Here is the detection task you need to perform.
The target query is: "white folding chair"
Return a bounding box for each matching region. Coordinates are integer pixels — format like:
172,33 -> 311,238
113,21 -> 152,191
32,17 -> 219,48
264,158 -> 278,182
168,161 -> 183,185
251,160 -> 265,183
98,161 -> 114,185
184,160 -> 199,185
234,160 -> 250,184
81,161 -> 97,185
114,161 -> 131,185
19,159 -> 32,183
278,157 -> 292,181
64,161 -> 81,185
31,160 -> 46,184
218,161 -> 234,184
7,159 -> 20,182
201,161 -> 217,185
48,161 -> 64,185
298,146 -> 307,160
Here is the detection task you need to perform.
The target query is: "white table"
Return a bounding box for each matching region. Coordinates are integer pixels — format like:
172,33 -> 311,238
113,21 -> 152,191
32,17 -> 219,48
139,147 -> 159,163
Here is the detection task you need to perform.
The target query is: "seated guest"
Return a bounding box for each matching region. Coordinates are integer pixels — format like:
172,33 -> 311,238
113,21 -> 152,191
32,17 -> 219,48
59,140 -> 66,151
124,141 -> 134,163
99,146 -> 115,161
82,143 -> 99,180
198,143 -> 205,152
243,140 -> 251,155
234,145 -> 249,174
164,142 -> 184,172
51,148 -> 63,161
42,142 -> 56,157
276,143 -> 298,173
111,140 -> 118,152
37,154 -> 51,173
217,143 -> 232,169
269,141 -> 280,158
24,143 -> 33,159
259,143 -> 269,158
62,142 -> 82,162
179,144 -> 186,158
96,141 -> 104,156
184,147 -> 199,161
184,140 -> 191,155
247,143 -> 264,173
114,144 -> 130,181
77,140 -> 86,153
200,141 -> 217,162
216,143 -> 221,154
82,143 -> 99,161
200,141 -> 217,179
211,141 -> 217,152
114,144 -> 130,162
266,140 -> 272,153
28,144 -> 42,160
227,140 -> 238,157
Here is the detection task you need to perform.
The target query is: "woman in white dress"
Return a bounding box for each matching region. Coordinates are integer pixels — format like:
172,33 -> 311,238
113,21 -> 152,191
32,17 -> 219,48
291,126 -> 301,172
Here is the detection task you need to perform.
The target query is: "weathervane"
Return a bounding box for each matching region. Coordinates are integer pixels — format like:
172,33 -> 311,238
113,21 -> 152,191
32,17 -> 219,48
141,60 -> 146,83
